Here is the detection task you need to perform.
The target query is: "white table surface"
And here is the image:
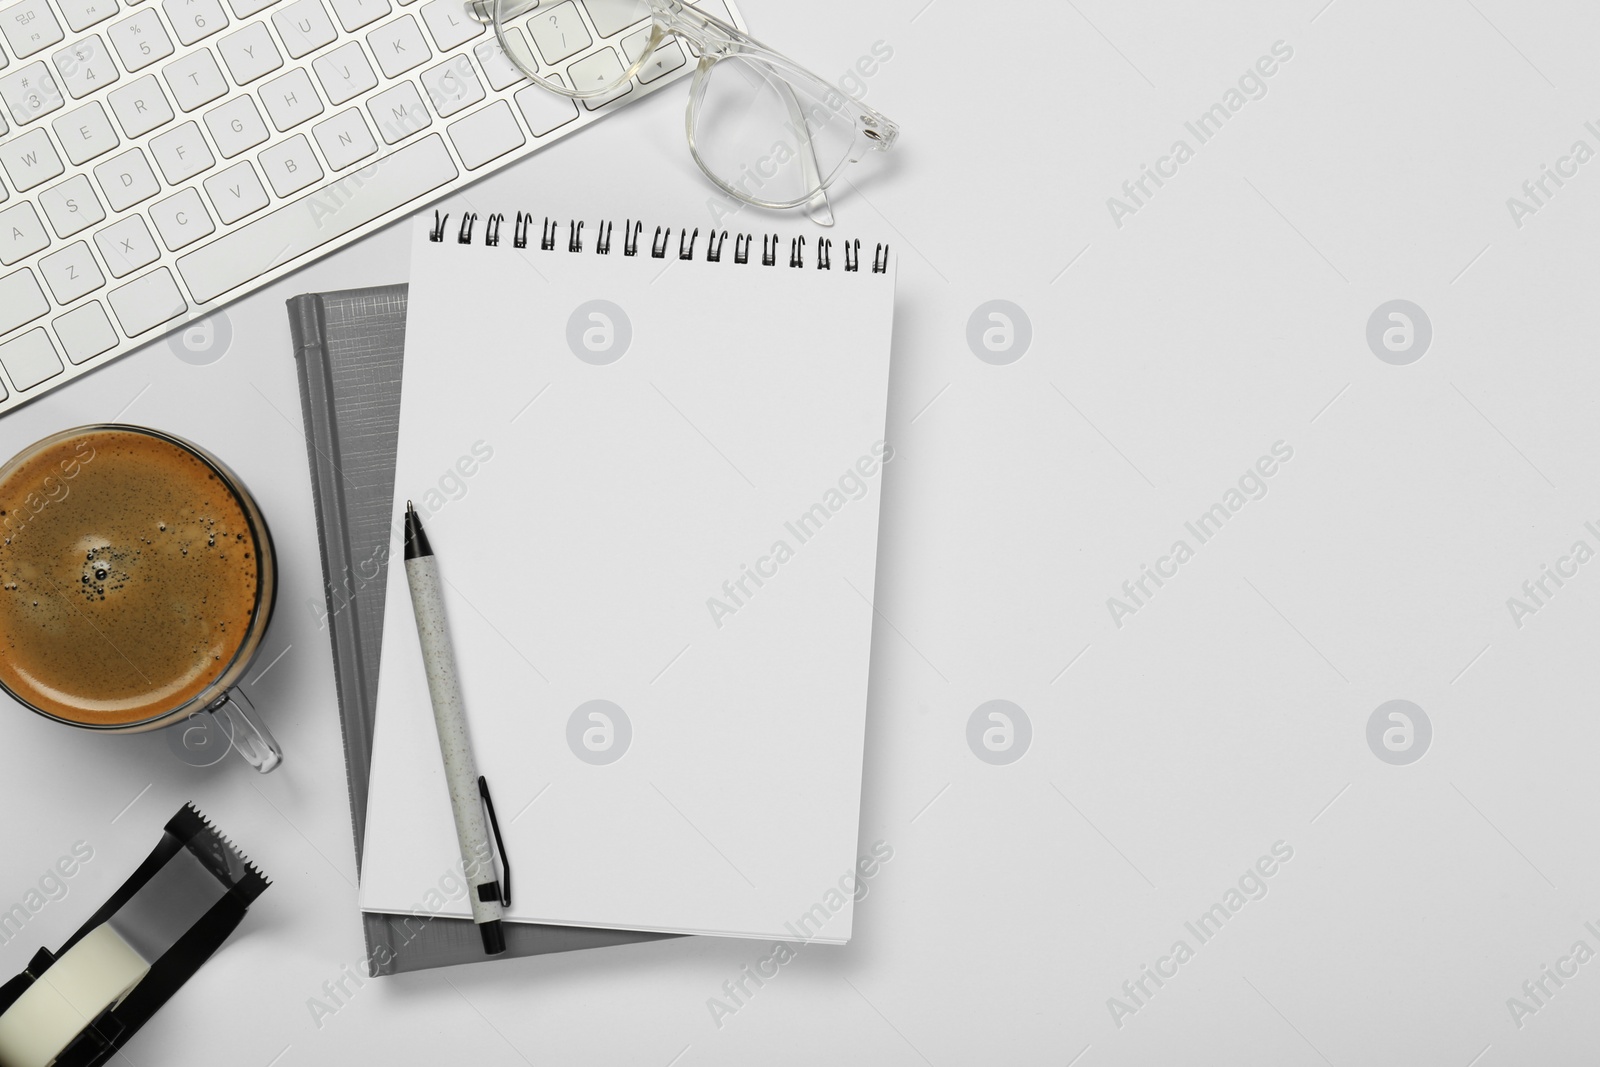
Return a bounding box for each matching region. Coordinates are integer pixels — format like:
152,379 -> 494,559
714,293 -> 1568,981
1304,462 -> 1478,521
4,1 -> 1599,1063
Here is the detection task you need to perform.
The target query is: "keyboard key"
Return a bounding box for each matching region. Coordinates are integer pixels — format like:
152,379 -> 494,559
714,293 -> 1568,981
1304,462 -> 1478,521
163,47 -> 226,110
419,0 -> 478,50
366,79 -> 427,142
0,328 -> 62,390
569,46 -> 628,107
474,31 -> 531,91
107,266 -> 185,334
177,133 -> 456,302
259,66 -> 322,129
54,301 -> 117,362
621,24 -> 680,83
39,239 -> 104,300
107,74 -> 173,135
446,97 -> 520,169
0,268 -> 48,333
92,146 -> 158,210
52,100 -> 119,164
513,75 -> 574,136
0,127 -> 65,190
201,157 -> 266,221
0,201 -> 49,263
37,173 -> 105,236
583,0 -> 646,37
51,35 -> 119,98
224,0 -> 277,19
94,212 -> 158,275
527,0 -> 587,64
366,13 -> 427,77
149,119 -> 213,181
311,106 -> 375,168
326,0 -> 384,31
420,53 -> 481,117
161,0 -> 227,44
107,8 -> 173,71
271,0 -> 334,58
0,61 -> 64,123
258,130 -> 319,193
311,39 -> 373,103
217,21 -> 283,82
149,185 -> 213,249
204,93 -> 267,155
0,0 -> 65,59
56,0 -> 118,32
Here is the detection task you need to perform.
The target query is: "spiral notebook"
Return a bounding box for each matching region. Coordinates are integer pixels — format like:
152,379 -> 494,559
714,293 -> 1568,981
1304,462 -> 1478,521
357,210 -> 897,941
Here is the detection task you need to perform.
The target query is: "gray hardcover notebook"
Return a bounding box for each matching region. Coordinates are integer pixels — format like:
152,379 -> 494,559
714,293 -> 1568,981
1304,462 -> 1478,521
288,284 -> 674,975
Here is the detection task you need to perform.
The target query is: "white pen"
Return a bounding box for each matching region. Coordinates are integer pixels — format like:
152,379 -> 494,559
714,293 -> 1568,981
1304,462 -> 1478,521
403,500 -> 509,955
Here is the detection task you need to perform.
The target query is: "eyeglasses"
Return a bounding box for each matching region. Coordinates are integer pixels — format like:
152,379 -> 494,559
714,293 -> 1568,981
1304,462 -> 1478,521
467,0 -> 900,225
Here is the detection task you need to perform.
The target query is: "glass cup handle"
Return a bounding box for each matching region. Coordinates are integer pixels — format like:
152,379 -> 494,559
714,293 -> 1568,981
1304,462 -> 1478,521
209,688 -> 282,773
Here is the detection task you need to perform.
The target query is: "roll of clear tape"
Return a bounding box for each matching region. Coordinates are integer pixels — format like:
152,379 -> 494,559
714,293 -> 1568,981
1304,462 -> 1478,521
0,924 -> 151,1067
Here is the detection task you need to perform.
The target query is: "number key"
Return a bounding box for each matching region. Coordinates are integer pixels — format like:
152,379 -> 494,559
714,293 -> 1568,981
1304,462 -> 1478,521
0,0 -> 65,59
51,35 -> 120,98
0,61 -> 65,124
160,0 -> 227,45
107,8 -> 174,71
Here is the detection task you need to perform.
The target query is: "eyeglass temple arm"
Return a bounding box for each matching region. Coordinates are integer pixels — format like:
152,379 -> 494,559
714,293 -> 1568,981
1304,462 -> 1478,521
763,67 -> 833,226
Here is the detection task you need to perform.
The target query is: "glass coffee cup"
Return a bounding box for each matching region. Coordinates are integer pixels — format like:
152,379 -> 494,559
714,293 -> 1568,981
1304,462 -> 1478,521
0,424 -> 282,772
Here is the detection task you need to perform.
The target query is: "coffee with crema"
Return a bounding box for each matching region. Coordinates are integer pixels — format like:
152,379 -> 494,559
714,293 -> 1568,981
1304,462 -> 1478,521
0,429 -> 264,727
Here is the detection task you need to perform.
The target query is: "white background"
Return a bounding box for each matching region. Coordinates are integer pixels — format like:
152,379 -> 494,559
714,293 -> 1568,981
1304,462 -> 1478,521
4,0 -> 1600,1063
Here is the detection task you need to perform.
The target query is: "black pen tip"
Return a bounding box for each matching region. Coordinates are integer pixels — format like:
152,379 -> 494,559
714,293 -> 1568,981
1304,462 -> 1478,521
481,920 -> 506,955
403,502 -> 432,560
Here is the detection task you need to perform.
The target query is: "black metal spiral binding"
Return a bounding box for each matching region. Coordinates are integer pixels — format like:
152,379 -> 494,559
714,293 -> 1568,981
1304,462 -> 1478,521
446,213 -> 891,276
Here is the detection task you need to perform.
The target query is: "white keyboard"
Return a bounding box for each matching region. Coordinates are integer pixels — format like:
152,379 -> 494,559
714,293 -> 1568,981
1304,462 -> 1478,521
0,0 -> 741,414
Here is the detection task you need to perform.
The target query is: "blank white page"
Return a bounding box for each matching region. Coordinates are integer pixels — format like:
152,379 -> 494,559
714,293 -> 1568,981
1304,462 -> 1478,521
358,217 -> 896,941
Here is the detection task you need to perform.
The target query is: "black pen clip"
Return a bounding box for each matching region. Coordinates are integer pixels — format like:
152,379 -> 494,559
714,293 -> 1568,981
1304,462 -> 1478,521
478,776 -> 511,907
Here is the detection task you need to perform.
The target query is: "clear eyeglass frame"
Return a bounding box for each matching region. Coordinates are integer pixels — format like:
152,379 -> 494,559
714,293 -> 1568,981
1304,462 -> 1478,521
468,0 -> 900,223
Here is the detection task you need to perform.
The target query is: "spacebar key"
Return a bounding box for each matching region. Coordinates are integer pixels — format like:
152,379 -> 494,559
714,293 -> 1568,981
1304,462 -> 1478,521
177,135 -> 459,304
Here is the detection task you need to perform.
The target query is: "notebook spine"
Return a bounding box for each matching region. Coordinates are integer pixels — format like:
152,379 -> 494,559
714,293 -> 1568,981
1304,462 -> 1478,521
428,210 -> 890,273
